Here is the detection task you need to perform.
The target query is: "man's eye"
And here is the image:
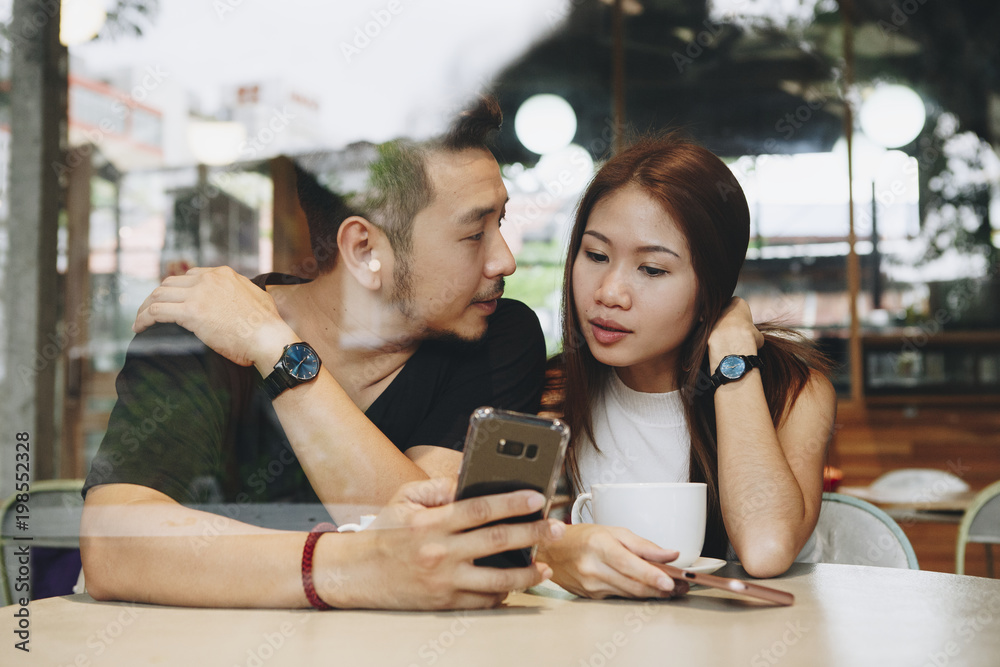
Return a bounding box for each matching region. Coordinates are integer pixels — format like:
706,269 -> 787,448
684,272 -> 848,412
466,232 -> 484,242
585,251 -> 607,263
640,266 -> 667,277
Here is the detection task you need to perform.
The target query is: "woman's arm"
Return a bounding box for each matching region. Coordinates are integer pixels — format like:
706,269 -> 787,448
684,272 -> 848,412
710,299 -> 836,578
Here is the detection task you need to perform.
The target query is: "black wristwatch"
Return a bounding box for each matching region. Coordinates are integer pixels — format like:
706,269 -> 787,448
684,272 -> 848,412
710,354 -> 763,389
262,342 -> 322,400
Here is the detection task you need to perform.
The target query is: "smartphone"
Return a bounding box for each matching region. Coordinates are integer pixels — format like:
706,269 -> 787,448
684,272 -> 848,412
455,406 -> 570,568
650,562 -> 795,606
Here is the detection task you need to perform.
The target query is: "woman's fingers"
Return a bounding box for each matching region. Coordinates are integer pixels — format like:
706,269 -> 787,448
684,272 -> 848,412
583,559 -> 682,599
610,526 -> 680,564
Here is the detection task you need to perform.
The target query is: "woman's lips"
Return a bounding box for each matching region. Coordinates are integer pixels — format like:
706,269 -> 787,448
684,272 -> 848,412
590,318 -> 631,345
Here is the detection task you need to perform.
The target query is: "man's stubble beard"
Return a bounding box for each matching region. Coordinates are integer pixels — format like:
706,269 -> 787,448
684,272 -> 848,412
387,251 -> 501,345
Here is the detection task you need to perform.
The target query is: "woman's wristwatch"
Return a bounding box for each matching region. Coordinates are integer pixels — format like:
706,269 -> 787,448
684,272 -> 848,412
710,354 -> 763,389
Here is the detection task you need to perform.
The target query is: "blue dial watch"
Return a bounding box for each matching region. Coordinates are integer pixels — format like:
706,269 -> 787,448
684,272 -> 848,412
262,342 -> 322,400
710,354 -> 763,390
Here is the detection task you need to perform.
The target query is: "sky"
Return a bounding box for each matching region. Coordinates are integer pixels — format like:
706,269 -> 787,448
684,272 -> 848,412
71,0 -> 568,147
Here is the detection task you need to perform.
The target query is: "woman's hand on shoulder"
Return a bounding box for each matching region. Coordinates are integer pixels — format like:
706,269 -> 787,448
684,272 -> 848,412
538,523 -> 689,599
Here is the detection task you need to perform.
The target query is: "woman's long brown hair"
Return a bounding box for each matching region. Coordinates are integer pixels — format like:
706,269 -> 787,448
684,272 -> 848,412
557,134 -> 830,558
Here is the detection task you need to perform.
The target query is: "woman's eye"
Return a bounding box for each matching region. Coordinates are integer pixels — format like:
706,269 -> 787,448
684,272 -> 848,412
585,251 -> 608,263
640,266 -> 667,277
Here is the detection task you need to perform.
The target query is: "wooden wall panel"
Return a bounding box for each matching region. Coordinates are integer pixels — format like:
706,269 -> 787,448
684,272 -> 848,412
831,403 -> 1000,575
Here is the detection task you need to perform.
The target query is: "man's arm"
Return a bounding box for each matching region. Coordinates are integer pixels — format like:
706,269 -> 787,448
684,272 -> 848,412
81,479 -> 564,609
131,267 -> 438,507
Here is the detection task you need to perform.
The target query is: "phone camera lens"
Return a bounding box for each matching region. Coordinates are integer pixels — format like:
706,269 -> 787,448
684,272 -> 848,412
525,444 -> 538,460
497,439 -> 525,457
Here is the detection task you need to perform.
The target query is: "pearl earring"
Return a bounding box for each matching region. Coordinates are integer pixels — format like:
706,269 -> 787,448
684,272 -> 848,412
368,258 -> 381,272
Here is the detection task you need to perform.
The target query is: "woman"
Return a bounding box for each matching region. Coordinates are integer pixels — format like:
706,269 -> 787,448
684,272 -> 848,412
539,135 -> 836,598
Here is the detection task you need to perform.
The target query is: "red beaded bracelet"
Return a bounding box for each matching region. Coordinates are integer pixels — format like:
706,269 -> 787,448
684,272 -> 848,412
301,522 -> 337,610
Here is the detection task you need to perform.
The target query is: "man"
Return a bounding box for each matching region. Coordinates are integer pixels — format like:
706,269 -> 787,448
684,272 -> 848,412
80,97 -> 558,609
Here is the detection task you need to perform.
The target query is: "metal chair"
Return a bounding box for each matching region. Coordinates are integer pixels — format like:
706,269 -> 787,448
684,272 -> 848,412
795,492 -> 919,570
1,479 -> 85,605
956,480 -> 1000,577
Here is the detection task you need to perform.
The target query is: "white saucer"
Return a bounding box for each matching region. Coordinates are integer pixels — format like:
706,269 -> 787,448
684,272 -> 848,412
678,557 -> 727,574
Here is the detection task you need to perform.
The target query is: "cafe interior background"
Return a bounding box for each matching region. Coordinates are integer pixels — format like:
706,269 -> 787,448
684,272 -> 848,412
0,0 -> 998,587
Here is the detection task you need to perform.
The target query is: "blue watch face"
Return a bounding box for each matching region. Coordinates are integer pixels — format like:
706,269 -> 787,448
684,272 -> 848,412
720,355 -> 747,380
284,343 -> 321,380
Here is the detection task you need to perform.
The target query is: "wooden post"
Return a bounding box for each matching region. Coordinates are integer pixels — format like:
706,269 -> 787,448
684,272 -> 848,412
839,0 -> 864,405
2,0 -> 67,486
270,156 -> 315,278
611,0 -> 627,155
60,146 -> 94,478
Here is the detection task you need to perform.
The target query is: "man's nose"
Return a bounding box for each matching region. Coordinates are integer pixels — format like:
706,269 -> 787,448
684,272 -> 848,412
486,228 -> 517,278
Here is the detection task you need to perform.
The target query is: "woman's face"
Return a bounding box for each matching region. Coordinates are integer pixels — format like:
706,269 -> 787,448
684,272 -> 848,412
572,184 -> 699,392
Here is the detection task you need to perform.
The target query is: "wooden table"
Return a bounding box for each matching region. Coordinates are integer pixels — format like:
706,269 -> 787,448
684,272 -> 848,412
839,485 -> 977,524
4,563 -> 1000,666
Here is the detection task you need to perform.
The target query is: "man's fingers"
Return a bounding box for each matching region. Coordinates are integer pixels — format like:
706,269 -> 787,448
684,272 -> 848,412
450,561 -> 551,597
451,518 -> 564,564
444,490 -> 546,532
133,301 -> 187,333
391,478 -> 457,510
134,284 -> 196,332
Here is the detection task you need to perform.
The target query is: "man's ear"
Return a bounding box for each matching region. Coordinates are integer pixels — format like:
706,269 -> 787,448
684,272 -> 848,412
336,216 -> 387,291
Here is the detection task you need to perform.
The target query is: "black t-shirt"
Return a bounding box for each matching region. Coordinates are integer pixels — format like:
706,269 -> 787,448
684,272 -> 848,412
83,273 -> 546,509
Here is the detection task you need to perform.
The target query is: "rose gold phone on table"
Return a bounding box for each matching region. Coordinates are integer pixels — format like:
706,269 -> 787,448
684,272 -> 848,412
651,562 -> 795,606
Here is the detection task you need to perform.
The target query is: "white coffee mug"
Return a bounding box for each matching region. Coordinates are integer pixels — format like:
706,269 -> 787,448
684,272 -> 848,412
571,482 -> 707,567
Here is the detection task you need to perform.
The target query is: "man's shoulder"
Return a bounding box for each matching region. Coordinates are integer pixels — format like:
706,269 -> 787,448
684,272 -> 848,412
251,272 -> 312,289
490,298 -> 542,334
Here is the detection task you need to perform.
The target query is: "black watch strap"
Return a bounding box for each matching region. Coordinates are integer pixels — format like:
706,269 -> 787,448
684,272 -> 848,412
262,369 -> 292,400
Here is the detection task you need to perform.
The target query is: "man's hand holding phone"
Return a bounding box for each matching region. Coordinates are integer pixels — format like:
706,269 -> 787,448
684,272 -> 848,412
454,408 -> 571,568
339,478 -> 564,610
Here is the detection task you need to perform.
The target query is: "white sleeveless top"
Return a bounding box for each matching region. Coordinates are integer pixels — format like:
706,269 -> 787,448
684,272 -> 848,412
575,371 -> 691,523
